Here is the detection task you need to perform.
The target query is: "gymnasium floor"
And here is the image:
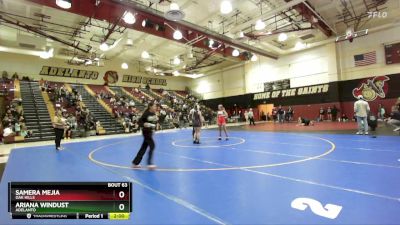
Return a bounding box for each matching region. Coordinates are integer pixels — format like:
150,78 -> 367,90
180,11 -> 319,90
0,124 -> 400,225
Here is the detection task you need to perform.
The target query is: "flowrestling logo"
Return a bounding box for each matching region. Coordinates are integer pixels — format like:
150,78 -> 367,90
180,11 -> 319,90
352,76 -> 390,101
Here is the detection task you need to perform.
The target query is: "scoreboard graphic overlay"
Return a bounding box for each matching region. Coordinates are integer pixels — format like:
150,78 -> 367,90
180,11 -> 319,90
8,182 -> 132,220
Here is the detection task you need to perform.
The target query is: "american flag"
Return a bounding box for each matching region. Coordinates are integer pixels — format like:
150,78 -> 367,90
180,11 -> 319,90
354,51 -> 376,66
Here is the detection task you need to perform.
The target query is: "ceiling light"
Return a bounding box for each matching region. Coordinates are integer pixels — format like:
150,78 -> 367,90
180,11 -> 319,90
141,51 -> 150,59
251,54 -> 258,61
99,43 -> 109,51
165,2 -> 185,21
48,48 -> 54,57
123,11 -> 136,24
85,60 -> 93,66
39,51 -> 51,59
173,30 -> 183,40
142,19 -> 147,27
220,0 -> 233,14
238,31 -> 244,38
295,41 -> 306,50
278,33 -> 288,42
208,39 -> 214,48
170,2 -> 180,10
266,30 -> 272,35
121,62 -> 128,69
145,66 -> 152,72
254,19 -> 265,31
232,49 -> 240,57
126,38 -> 133,46
173,71 -> 180,76
173,57 -> 181,65
56,0 -> 71,9
39,48 -> 54,59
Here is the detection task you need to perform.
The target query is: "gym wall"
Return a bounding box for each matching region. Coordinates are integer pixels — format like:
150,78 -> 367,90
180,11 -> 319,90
191,25 -> 400,100
0,52 -> 191,90
202,73 -> 400,119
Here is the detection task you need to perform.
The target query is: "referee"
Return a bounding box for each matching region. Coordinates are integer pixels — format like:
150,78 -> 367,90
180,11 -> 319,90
132,102 -> 158,169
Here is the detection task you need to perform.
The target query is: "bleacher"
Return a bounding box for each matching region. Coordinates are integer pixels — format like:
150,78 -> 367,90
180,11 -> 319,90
19,81 -> 54,142
123,87 -> 152,104
1,79 -> 207,144
73,84 -> 125,135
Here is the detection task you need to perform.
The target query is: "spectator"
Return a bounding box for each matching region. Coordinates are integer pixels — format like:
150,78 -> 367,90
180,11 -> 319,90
14,121 -> 21,136
387,105 -> 400,132
327,107 -> 332,121
20,124 -> 32,138
297,117 -> 314,126
272,107 -> 277,122
277,105 -> 284,123
65,114 -> 76,139
129,99 -> 135,107
340,113 -> 348,122
319,107 -> 325,121
248,108 -> 255,126
378,104 -> 386,120
287,106 -> 294,121
3,123 -> 14,137
354,95 -> 370,135
331,105 -> 339,121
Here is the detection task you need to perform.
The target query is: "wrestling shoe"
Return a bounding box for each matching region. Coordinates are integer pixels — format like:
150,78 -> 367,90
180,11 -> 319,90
148,165 -> 157,170
218,137 -> 222,140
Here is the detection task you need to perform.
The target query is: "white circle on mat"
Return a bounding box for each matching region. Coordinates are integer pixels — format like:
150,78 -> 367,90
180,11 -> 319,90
171,137 -> 245,148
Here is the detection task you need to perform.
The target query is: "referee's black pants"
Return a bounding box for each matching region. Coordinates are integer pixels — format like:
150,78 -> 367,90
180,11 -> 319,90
133,130 -> 155,165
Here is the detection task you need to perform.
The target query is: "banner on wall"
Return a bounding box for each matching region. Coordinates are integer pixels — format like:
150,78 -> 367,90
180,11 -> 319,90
254,84 -> 329,100
385,42 -> 400,64
122,75 -> 167,86
264,79 -> 290,92
352,75 -> 390,101
39,66 -> 99,80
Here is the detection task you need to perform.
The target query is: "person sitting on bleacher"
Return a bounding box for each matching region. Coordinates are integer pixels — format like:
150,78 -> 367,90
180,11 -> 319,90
20,123 -> 32,138
3,123 -> 14,138
65,114 -> 77,139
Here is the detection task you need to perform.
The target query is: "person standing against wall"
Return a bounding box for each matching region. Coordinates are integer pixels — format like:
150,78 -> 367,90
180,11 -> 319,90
248,108 -> 255,126
277,105 -> 284,123
244,110 -> 249,123
53,110 -> 66,150
287,106 -> 294,122
354,95 -> 370,135
327,107 -> 332,121
331,105 -> 339,121
319,107 -> 325,122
